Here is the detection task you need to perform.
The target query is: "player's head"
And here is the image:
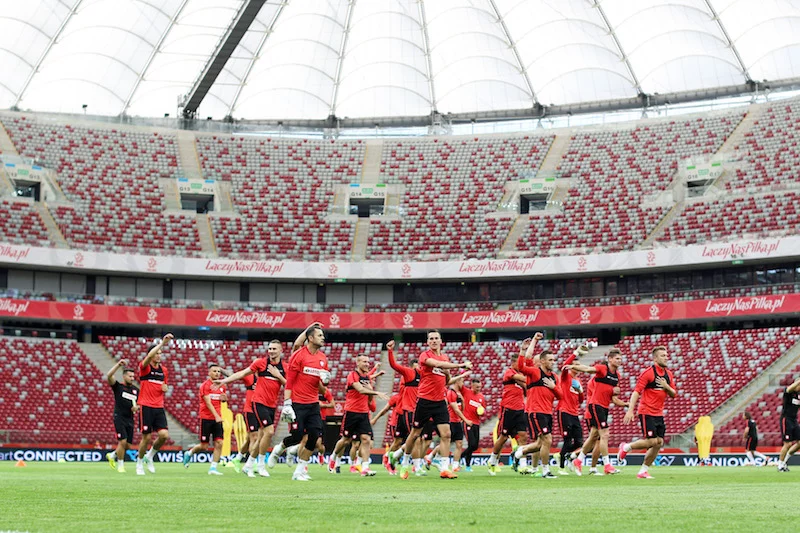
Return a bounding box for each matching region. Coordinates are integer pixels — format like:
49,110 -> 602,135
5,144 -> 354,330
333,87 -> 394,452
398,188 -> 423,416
744,411 -> 752,420
607,348 -> 623,369
208,364 -> 222,379
410,357 -> 420,370
652,346 -> 668,367
306,325 -> 325,348
268,339 -> 283,360
356,354 -> 370,373
471,378 -> 482,393
122,367 -> 135,385
427,330 -> 442,351
539,349 -> 555,371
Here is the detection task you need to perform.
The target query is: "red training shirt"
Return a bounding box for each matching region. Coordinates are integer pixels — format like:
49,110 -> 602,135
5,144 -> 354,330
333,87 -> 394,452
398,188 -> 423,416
250,357 -> 285,408
518,356 -> 561,414
588,362 -> 621,408
242,373 -> 256,414
199,380 -> 227,421
556,353 -> 583,416
285,346 -> 330,404
500,367 -> 525,411
418,350 -> 449,402
388,394 -> 400,427
138,360 -> 168,408
461,387 -> 486,425
344,369 -> 372,413
319,389 -> 335,420
634,365 -> 677,416
388,349 -> 419,412
447,388 -> 464,423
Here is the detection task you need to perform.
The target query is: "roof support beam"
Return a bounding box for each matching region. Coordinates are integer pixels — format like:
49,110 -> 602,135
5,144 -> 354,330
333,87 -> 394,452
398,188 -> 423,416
704,0 -> 751,82
329,0 -> 356,118
487,0 -> 538,107
227,0 -> 287,118
122,0 -> 190,114
418,0 -> 437,112
593,1 -> 644,96
14,0 -> 83,107
181,0 -> 267,119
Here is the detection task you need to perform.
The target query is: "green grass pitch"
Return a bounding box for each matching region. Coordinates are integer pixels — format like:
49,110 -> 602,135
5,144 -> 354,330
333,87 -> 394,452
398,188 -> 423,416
1,462 -> 796,532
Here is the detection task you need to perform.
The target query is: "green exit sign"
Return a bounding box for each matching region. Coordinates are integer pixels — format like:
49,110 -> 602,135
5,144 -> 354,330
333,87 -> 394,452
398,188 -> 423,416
334,278 -> 347,283
732,260 -> 744,265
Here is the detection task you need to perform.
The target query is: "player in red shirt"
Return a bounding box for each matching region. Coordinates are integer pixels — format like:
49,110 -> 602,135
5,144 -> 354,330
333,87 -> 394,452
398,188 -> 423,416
555,345 -> 589,475
487,339 -> 531,475
620,346 -> 677,479
275,324 -> 331,481
394,331 -> 472,480
568,348 -> 628,475
136,333 -> 173,476
216,339 -> 286,477
423,373 -> 471,475
460,378 -> 487,472
183,364 -> 228,475
516,344 -> 561,479
386,341 -> 423,470
328,354 -> 388,476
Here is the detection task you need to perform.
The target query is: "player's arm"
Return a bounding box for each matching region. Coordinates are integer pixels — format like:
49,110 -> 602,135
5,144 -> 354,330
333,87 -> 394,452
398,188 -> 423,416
368,362 -> 381,376
203,394 -> 222,423
424,358 -> 471,370
513,373 -> 527,386
142,333 -> 173,367
655,376 -> 677,398
743,424 -> 749,441
216,366 -> 254,386
543,376 -> 561,398
624,391 -> 640,424
447,370 -> 471,385
611,394 -> 629,408
292,322 -> 322,352
267,364 -> 287,385
449,397 -> 470,424
786,377 -> 800,393
351,380 -> 389,400
370,402 -> 392,425
565,363 -> 598,374
106,359 -> 127,386
516,355 -> 538,376
525,332 -> 544,357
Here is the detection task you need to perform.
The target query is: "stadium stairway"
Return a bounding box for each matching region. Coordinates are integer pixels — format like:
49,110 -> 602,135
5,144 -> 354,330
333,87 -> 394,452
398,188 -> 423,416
159,178 -> 182,210
79,342 -> 195,447
361,140 -> 384,184
0,165 -> 14,196
177,130 -> 203,180
34,202 -> 69,248
195,213 -> 218,256
537,133 -> 570,175
672,336 -> 800,448
499,215 -> 530,255
351,218 -> 370,260
0,119 -> 20,156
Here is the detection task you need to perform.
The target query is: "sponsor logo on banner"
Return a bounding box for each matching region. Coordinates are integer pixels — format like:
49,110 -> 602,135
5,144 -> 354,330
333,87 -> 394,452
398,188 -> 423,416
73,252 -> 84,268
654,455 -> 676,466
73,305 -> 84,320
329,313 -> 341,329
203,260 -> 285,276
647,251 -> 656,267
147,257 -> 157,273
457,259 -> 536,277
704,295 -> 787,316
577,256 -> 587,272
580,308 -> 591,324
146,308 -> 158,324
648,305 -> 660,321
204,311 -> 286,328
459,311 -> 540,328
0,299 -> 30,316
401,263 -> 412,278
0,244 -> 31,262
700,240 -> 781,260
402,313 -> 414,329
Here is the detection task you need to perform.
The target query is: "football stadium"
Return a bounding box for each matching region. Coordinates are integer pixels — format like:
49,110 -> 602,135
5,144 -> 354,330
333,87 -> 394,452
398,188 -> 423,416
1,1 -> 800,531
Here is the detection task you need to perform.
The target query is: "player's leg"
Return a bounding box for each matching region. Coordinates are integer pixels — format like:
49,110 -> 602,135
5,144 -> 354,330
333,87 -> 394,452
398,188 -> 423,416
463,424 -> 480,471
359,428 -> 376,476
436,422 -> 456,477
292,407 -> 322,481
349,440 -> 361,473
208,423 -> 224,475
597,427 -> 617,474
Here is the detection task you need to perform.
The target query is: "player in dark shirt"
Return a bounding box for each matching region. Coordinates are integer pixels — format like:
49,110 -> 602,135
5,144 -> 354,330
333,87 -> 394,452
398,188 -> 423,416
777,377 -> 800,472
105,359 -> 138,473
742,411 -> 770,466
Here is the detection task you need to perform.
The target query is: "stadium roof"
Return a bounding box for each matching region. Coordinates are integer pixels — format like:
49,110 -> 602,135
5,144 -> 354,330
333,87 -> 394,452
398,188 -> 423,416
1,0 -> 799,127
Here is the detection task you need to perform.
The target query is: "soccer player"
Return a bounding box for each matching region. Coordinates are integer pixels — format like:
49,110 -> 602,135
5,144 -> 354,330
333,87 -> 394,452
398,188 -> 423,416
460,378 -> 486,472
216,339 -> 286,477
742,411 -> 770,466
275,324 -> 331,481
776,376 -> 800,472
386,340 -> 421,469
183,364 -> 228,475
569,348 -> 627,475
619,346 -> 677,479
517,343 -> 561,479
328,355 -> 389,475
555,345 -> 589,475
229,371 -> 256,473
105,359 -> 138,473
487,339 -> 530,476
394,331 -> 472,479
136,333 -> 173,476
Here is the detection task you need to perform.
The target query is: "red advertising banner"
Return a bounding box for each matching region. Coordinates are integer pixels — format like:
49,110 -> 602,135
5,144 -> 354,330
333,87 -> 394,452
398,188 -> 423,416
0,294 -> 796,330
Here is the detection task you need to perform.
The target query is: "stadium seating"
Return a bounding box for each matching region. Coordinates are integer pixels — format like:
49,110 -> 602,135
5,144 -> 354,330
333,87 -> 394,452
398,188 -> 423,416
0,337 -> 116,444
2,116 -> 202,256
0,199 -> 50,245
196,135 -> 363,260
659,191 -> 800,246
726,99 -> 800,193
369,135 -> 553,260
515,113 -> 743,256
714,363 -> 800,448
99,336 -> 382,432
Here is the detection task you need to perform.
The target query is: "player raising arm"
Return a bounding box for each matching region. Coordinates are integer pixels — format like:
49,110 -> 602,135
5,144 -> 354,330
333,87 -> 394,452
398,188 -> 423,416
105,359 -> 138,473
776,376 -> 800,472
619,346 -> 677,479
136,333 -> 173,475
183,364 -> 228,475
